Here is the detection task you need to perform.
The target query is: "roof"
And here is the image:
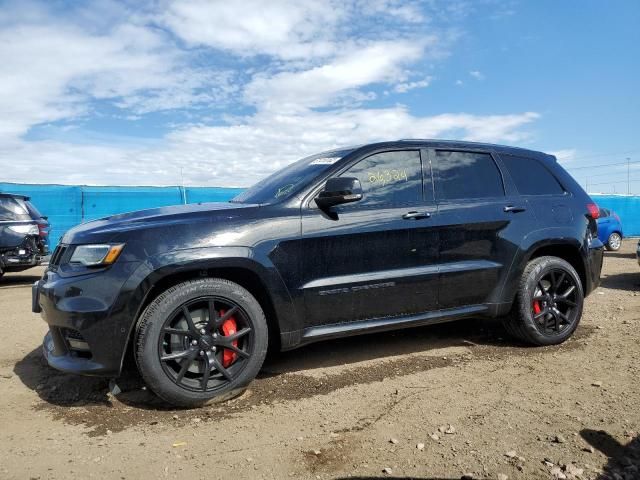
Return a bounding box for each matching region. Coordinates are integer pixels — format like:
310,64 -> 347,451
394,139 -> 552,158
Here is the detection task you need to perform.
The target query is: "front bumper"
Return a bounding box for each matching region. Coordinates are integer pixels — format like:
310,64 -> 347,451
42,329 -> 111,375
1,250 -> 41,271
33,262 -> 140,376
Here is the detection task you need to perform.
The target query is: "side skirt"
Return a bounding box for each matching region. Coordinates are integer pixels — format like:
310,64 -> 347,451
296,304 -> 489,347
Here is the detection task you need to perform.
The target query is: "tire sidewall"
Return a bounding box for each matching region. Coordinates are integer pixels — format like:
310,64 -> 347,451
607,233 -> 621,251
136,279 -> 268,407
518,257 -> 584,346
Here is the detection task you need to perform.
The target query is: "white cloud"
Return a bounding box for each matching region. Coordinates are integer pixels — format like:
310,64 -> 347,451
245,40 -> 430,110
394,77 -> 433,93
159,0 -> 437,61
0,9 -> 231,142
469,70 -> 485,80
550,149 -> 577,161
0,0 -> 542,188
3,108 -> 540,187
160,0 -> 343,60
353,0 -> 426,23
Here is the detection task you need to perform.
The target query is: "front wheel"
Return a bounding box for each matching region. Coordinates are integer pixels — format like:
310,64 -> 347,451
502,256 -> 584,346
135,278 -> 268,407
606,232 -> 622,251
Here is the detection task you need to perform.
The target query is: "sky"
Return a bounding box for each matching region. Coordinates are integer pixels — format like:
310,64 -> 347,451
0,0 -> 639,190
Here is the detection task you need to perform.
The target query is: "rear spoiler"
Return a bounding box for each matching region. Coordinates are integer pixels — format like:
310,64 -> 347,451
0,193 -> 31,201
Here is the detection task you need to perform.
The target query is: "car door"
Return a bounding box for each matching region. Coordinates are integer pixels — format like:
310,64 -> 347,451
429,148 -> 534,309
299,149 -> 438,328
497,152 -> 573,234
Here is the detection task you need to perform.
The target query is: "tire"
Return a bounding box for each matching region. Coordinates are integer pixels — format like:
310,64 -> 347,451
135,278 -> 268,407
605,232 -> 622,251
502,256 -> 584,346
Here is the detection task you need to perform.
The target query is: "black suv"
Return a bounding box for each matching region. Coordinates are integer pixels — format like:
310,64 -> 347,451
1,193 -> 49,278
33,140 -> 603,406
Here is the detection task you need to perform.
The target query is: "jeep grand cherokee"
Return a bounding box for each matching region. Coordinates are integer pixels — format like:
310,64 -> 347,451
33,140 -> 603,406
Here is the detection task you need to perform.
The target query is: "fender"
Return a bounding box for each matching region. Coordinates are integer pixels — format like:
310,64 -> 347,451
112,245 -> 299,373
497,225 -> 591,309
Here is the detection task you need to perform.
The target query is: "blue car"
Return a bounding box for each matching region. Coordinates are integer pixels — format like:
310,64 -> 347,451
597,207 -> 623,251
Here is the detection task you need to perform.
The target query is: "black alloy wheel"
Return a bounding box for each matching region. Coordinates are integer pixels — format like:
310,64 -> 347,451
530,268 -> 579,336
502,256 -> 584,346
136,278 -> 268,407
158,297 -> 253,392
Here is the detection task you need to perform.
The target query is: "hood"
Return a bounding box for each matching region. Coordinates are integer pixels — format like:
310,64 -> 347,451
61,202 -> 259,244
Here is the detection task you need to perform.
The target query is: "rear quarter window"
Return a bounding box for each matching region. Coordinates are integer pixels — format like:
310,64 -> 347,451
0,197 -> 31,221
500,154 -> 565,195
434,150 -> 504,200
25,200 -> 43,219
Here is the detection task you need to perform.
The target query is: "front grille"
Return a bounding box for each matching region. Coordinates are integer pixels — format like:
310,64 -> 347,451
49,245 -> 68,267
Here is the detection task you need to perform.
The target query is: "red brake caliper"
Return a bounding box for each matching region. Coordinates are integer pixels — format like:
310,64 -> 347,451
219,309 -> 238,368
533,300 -> 542,315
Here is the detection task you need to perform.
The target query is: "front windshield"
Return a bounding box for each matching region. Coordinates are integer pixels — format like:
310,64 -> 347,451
232,148 -> 355,204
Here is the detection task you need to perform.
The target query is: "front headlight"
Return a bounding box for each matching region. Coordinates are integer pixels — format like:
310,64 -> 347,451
8,224 -> 39,235
69,244 -> 125,267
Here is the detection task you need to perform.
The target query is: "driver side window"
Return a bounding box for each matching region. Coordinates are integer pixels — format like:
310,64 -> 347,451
339,150 -> 423,206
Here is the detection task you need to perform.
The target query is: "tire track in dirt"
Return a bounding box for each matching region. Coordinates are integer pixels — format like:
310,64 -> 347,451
16,324 -> 594,436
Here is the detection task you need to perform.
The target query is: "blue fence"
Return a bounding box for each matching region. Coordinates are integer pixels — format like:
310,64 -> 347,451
0,183 -> 243,249
1,183 -> 638,250
592,194 -> 640,237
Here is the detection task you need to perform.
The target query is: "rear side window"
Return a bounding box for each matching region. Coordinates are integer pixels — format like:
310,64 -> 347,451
500,154 -> 565,195
434,150 -> 504,200
25,200 -> 43,219
0,197 -> 31,221
339,150 -> 423,206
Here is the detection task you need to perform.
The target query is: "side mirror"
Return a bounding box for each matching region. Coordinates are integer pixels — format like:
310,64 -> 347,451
315,177 -> 363,212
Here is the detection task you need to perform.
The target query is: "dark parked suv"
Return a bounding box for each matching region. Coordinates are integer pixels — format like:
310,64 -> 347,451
1,193 -> 49,278
33,140 -> 604,406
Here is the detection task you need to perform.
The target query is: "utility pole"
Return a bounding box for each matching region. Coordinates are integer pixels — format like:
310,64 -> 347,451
627,157 -> 631,195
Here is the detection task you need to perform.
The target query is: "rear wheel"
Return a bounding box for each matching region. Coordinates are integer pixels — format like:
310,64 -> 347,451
502,256 -> 584,346
606,232 -> 622,251
135,278 -> 268,407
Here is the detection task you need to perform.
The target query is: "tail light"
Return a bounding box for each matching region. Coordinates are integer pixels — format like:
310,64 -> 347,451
614,213 -> 621,222
586,203 -> 600,219
37,222 -> 49,237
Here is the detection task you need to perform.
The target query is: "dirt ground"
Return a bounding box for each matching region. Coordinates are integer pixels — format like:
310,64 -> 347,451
0,241 -> 638,480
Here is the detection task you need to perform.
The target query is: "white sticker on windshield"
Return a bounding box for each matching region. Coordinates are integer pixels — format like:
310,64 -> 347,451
310,157 -> 340,165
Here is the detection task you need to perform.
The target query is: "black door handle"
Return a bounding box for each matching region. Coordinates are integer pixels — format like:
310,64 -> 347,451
402,211 -> 431,220
504,205 -> 526,213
